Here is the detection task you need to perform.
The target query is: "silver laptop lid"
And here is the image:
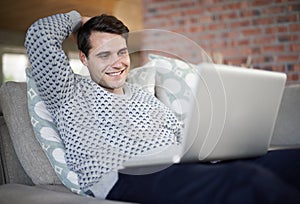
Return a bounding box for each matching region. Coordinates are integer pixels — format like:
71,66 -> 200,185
182,63 -> 287,162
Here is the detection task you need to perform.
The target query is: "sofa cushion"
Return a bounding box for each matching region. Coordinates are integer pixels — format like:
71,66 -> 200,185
0,184 -> 132,204
26,69 -> 83,195
0,82 -> 61,185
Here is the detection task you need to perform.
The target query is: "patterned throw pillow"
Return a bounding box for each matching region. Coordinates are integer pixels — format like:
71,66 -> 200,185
26,65 -> 156,194
26,68 -> 84,195
148,54 -> 199,122
126,61 -> 156,95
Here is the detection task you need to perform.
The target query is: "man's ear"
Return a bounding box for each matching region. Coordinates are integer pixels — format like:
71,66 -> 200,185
79,51 -> 88,66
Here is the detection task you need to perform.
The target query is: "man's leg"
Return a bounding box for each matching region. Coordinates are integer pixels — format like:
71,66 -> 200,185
247,148 -> 300,191
107,161 -> 300,204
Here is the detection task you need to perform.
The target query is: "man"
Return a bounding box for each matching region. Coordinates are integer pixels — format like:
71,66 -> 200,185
77,15 -> 129,95
25,11 -> 300,203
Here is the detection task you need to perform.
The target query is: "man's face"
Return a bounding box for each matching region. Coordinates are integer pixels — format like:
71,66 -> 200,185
81,32 -> 130,94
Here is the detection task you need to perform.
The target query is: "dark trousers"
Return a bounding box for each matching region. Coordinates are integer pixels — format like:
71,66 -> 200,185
107,149 -> 300,204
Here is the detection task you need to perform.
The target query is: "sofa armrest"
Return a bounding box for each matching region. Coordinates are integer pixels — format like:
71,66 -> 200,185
271,84 -> 300,147
0,115 -> 33,185
0,184 -> 134,204
0,116 -> 5,185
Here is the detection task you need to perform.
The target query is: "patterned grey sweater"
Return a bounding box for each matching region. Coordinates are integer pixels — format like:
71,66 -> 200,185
25,11 -> 182,197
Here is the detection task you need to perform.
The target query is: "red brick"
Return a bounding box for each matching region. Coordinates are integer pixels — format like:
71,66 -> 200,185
185,8 -> 207,15
231,39 -> 251,46
200,44 -> 211,53
239,47 -> 253,55
208,23 -> 227,31
253,35 -> 276,44
157,3 -> 177,11
207,5 -> 225,13
222,31 -> 240,38
252,56 -> 264,64
198,0 -> 214,4
230,20 -> 251,28
253,0 -> 271,6
278,34 -> 299,42
265,26 -> 288,34
287,73 -> 299,81
252,55 -> 275,64
293,64 -> 300,71
290,24 -> 300,32
277,54 -> 299,62
253,17 -> 275,25
252,47 -> 262,54
261,66 -> 275,71
222,48 -> 238,57
290,44 -> 300,52
288,3 -> 300,12
207,0 -> 249,11
263,45 -> 285,53
242,28 -> 263,36
240,10 -> 260,18
277,14 -> 298,23
264,5 -> 287,14
171,28 -> 186,34
272,65 -> 285,72
179,1 -> 197,8
219,12 -> 238,21
189,26 -> 206,33
275,0 -> 297,3
198,15 -> 214,24
198,33 -> 216,41
227,1 -> 249,10
210,41 -> 227,50
224,57 -> 245,66
151,0 -> 171,3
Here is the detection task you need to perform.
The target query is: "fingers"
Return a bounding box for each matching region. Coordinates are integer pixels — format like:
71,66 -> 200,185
82,16 -> 91,25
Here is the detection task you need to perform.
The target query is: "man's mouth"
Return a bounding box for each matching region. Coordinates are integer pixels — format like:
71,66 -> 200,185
106,68 -> 127,77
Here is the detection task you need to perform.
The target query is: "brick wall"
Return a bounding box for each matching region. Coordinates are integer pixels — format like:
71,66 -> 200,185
142,0 -> 300,83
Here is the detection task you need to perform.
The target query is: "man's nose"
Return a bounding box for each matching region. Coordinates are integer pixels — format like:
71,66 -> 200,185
111,55 -> 126,68
111,58 -> 123,68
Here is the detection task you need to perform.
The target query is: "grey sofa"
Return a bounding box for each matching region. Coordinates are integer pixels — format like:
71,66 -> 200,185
0,81 -> 299,204
0,82 -> 134,204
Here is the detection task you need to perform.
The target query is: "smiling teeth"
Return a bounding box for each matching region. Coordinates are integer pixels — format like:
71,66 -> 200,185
108,71 -> 122,76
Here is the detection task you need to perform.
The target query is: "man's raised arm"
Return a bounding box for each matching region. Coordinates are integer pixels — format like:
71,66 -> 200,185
24,11 -> 82,116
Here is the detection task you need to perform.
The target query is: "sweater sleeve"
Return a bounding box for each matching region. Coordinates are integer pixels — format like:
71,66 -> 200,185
24,11 -> 81,118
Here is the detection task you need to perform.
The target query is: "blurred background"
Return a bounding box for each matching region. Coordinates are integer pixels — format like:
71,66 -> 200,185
0,0 -> 299,84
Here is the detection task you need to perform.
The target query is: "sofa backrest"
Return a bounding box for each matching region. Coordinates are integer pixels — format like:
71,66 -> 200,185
0,82 -> 33,185
271,84 -> 300,147
0,114 -> 6,184
0,82 -> 61,186
0,112 -> 33,185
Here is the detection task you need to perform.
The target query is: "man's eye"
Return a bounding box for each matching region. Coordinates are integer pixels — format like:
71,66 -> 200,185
98,54 -> 110,59
119,49 -> 128,56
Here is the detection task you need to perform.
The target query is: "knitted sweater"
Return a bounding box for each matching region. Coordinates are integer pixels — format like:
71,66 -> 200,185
25,11 -> 182,198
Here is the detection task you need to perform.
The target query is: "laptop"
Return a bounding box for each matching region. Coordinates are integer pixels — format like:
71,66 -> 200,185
121,63 -> 287,168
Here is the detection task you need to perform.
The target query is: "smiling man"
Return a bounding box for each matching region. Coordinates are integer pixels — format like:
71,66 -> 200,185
25,10 -> 300,204
77,20 -> 131,94
25,10 -> 182,199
